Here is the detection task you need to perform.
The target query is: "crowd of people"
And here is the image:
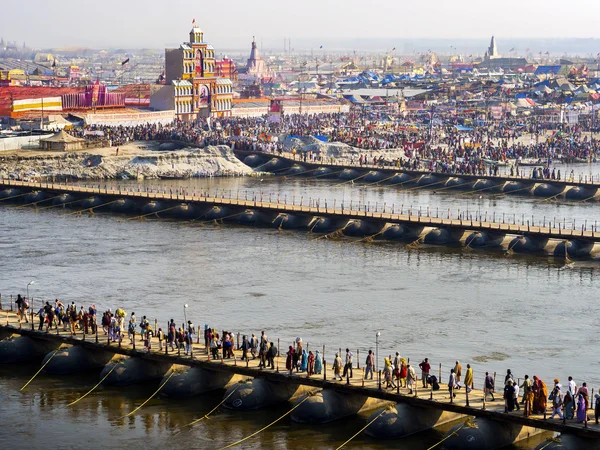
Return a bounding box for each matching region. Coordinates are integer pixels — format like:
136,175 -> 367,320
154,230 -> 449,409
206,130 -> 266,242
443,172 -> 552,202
70,109 -> 600,179
11,296 -> 600,424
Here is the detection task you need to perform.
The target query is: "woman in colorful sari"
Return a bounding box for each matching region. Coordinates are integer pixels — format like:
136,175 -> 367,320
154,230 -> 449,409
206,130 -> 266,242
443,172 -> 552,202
286,346 -> 294,372
564,390 -> 575,419
314,350 -> 323,374
532,376 -> 548,414
577,392 -> 588,423
307,351 -> 315,376
300,349 -> 308,372
399,358 -> 408,388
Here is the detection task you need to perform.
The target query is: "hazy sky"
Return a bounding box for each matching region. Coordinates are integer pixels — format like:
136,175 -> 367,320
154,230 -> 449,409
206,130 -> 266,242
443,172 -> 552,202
2,0 -> 599,50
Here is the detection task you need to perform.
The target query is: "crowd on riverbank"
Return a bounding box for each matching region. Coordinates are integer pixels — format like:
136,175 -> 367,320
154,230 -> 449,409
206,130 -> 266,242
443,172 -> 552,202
67,111 -> 600,180
10,295 -> 600,424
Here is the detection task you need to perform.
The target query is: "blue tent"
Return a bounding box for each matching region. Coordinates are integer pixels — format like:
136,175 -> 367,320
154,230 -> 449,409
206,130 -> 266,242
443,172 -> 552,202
535,65 -> 561,75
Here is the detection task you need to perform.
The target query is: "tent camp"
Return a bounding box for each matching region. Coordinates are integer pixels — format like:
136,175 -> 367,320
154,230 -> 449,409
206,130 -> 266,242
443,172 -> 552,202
40,130 -> 84,151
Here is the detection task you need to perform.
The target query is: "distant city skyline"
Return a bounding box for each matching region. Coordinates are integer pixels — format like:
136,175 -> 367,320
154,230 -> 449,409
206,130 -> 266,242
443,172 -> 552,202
2,0 -> 599,52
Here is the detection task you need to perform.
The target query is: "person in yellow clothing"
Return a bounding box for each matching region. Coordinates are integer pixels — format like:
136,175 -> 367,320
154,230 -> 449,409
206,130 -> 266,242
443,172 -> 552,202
464,364 -> 474,392
454,361 -> 463,385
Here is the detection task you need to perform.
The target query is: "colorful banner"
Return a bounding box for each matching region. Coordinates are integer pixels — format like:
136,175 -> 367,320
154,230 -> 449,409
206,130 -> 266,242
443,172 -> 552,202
13,97 -> 63,113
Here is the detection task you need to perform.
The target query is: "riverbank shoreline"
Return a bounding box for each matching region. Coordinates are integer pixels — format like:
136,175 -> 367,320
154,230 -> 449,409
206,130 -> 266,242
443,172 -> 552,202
0,141 -> 253,181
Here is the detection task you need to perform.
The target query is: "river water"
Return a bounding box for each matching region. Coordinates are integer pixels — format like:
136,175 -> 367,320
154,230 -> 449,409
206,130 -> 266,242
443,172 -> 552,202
1,174 -> 599,449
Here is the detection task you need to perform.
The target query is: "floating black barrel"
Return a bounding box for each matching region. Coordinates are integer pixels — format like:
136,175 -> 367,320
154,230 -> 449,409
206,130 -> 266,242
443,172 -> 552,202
110,198 -> 136,214
142,201 -> 164,215
161,367 -> 237,398
243,154 -> 266,168
472,179 -> 501,193
272,213 -> 311,229
382,224 -> 414,240
51,193 -> 76,206
0,336 -> 60,363
309,217 -> 346,233
24,191 -> 47,204
532,183 -> 562,198
41,346 -> 114,374
164,203 -> 200,219
260,158 -> 287,172
423,228 -> 461,245
238,209 -> 275,226
204,206 -> 231,220
502,181 -> 528,194
442,419 -> 540,450
282,164 -> 306,176
364,171 -> 387,183
343,220 -> 384,237
338,168 -> 361,180
290,390 -> 370,424
99,358 -> 172,386
0,188 -> 21,199
223,379 -> 304,410
313,167 -> 335,178
417,174 -> 440,187
444,177 -> 469,189
565,186 -> 597,201
81,196 -> 105,208
385,173 -> 413,186
508,235 -> 547,253
552,240 -> 593,258
465,231 -> 504,248
365,403 -> 463,439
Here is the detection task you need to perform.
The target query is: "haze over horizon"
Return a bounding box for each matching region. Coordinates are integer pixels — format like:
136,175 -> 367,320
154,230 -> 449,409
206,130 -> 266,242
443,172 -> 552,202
2,0 -> 600,53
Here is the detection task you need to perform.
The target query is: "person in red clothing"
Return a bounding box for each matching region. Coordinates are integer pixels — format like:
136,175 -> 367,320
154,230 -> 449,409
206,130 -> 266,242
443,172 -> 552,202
419,358 -> 431,388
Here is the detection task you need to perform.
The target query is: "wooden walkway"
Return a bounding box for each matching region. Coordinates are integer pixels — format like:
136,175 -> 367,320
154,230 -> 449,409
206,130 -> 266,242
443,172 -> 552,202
1,306 -> 599,438
1,179 -> 599,242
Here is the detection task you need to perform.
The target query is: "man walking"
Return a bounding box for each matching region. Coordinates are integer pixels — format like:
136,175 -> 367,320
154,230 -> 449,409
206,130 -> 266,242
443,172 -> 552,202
365,350 -> 374,380
419,358 -> 431,388
342,348 -> 353,378
521,375 -> 534,416
485,371 -> 495,401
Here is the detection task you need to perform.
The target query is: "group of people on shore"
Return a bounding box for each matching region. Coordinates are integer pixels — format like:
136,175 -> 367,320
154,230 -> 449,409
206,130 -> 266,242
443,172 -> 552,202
70,110 -> 600,179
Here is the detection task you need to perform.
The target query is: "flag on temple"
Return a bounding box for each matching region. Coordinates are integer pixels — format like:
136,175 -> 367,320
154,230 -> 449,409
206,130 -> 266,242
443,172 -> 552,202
192,18 -> 196,25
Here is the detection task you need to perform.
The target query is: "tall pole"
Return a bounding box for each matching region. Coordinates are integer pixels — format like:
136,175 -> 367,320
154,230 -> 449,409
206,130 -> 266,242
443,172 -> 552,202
375,331 -> 381,372
26,280 -> 35,300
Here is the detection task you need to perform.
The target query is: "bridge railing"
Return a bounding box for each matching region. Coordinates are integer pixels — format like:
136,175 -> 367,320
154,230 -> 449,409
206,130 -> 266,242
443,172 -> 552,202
1,178 -> 599,238
250,149 -> 600,186
4,291 -> 598,408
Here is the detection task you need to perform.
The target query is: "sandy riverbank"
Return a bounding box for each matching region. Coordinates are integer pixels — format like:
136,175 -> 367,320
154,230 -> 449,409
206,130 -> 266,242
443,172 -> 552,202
0,141 -> 253,180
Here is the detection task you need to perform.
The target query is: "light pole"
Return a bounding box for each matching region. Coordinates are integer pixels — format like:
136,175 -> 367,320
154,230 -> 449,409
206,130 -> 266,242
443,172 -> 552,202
26,280 -> 35,299
375,331 -> 381,372
183,304 -> 188,329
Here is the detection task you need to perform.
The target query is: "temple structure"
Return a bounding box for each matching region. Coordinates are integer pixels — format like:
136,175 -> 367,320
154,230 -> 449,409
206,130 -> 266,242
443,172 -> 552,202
164,24 -> 233,119
239,37 -> 273,85
484,36 -> 500,61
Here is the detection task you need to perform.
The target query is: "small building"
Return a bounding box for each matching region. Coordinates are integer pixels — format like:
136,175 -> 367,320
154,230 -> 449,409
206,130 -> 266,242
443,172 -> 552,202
40,130 -> 84,151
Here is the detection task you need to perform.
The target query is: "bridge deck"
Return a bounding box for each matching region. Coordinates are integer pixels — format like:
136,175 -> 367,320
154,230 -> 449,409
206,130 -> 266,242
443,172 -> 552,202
237,149 -> 600,188
1,307 -> 598,438
1,180 -> 598,242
